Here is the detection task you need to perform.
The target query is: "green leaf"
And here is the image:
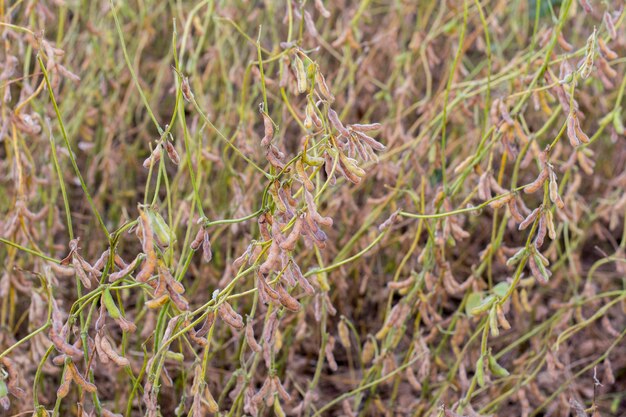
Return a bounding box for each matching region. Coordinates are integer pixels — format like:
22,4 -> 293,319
492,282 -> 510,298
465,292 -> 483,316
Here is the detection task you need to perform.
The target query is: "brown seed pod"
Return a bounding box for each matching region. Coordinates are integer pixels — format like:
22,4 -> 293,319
325,335 -> 338,371
96,333 -> 129,367
272,376 -> 291,402
201,230 -> 212,263
218,302 -> 244,330
56,369 -> 73,399
519,207 -> 541,230
251,377 -> 272,405
49,325 -> 84,357
295,159 -> 315,192
556,32 -> 573,51
337,320 -> 351,349
304,189 -> 333,227
303,9 -> 319,38
314,0 -> 331,18
496,305 -> 511,330
598,38 -> 618,60
548,169 -> 565,209
259,240 -> 281,274
292,55 -> 308,94
245,320 -> 262,352
108,254 -> 143,282
72,257 -> 92,289
303,212 -> 328,245
102,409 -> 124,417
361,339 -> 376,364
489,194 -> 513,209
545,210 -> 557,239
315,70 -> 334,102
598,57 -> 618,79
181,75 -> 193,101
266,147 -> 286,169
528,252 -> 551,284
577,151 -> 595,175
508,198 -> 525,222
290,262 -> 315,295
574,120 -> 590,144
535,213 -> 547,247
350,122 -> 382,132
168,290 -> 190,311
115,316 -> 137,333
190,227 -> 204,250
406,365 -> 422,391
0,357 -> 25,399
164,140 -> 180,165
604,11 -> 616,39
279,216 -> 303,251
327,108 -> 349,137
143,145 -> 162,169
524,168 -> 549,194
258,213 -> 272,242
566,113 -> 580,147
260,110 -> 274,147
257,272 -> 280,304
145,294 -> 169,309
68,362 -> 97,393
324,152 -> 337,185
136,209 -> 157,282
276,283 -> 301,311
263,311 -> 279,345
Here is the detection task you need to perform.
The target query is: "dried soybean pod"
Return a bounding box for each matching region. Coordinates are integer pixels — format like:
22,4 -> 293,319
245,320 -> 262,352
279,216 -> 303,251
535,214 -> 547,247
327,108 -> 350,137
524,168 -> 549,194
68,362 -> 97,393
508,198 -> 525,222
496,305 -> 511,330
190,227 -> 204,250
293,55 -> 308,93
338,320 -> 351,349
56,369 -> 72,399
315,70 -> 334,102
361,338 -> 376,364
164,140 -> 180,165
99,335 -> 130,367
545,210 -> 557,239
598,38 -> 618,59
548,170 -> 564,208
295,159 -> 315,192
260,110 -> 274,146
519,207 -> 540,230
0,357 -> 24,399
72,257 -> 92,289
566,113 -> 580,147
314,0 -> 331,18
273,376 -> 291,402
218,302 -> 244,330
102,409 -> 124,417
108,254 -> 143,282
277,284 -> 301,312
136,209 -> 157,282
325,335 -> 338,371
